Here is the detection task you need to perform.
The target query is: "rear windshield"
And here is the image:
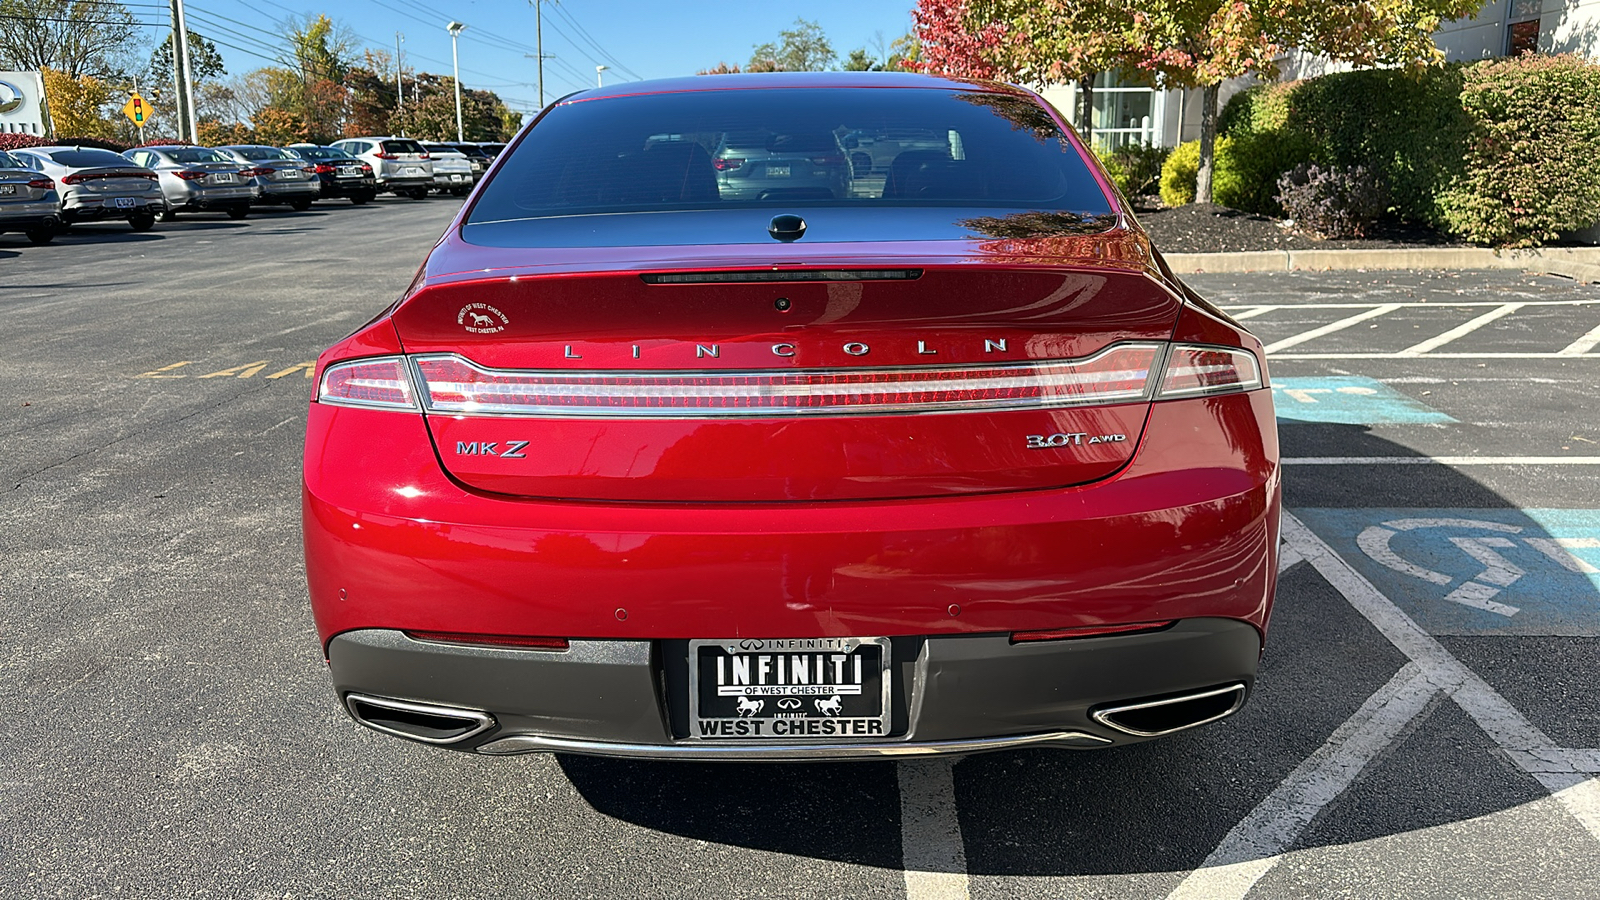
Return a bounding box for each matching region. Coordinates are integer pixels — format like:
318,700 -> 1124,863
382,140 -> 426,155
292,146 -> 342,160
468,87 -> 1110,224
44,148 -> 134,168
166,148 -> 227,163
233,147 -> 293,161
0,151 -> 17,169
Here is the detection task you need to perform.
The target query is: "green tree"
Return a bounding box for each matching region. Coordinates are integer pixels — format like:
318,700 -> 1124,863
144,30 -> 225,130
388,73 -> 516,141
952,0 -> 1485,203
0,0 -> 140,79
749,18 -> 836,72
843,48 -> 877,71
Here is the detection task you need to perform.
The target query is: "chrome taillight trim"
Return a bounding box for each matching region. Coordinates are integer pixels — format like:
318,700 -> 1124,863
1154,344 -> 1263,400
317,356 -> 420,410
408,342 -> 1166,419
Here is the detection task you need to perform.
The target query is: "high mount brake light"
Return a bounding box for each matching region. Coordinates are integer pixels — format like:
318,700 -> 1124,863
319,357 -> 417,410
411,344 -> 1163,418
1156,345 -> 1263,399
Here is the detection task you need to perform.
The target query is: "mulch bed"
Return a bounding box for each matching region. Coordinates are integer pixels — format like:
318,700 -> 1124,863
1133,200 -> 1470,254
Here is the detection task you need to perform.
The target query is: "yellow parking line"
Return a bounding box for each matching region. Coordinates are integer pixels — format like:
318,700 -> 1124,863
265,362 -> 316,380
135,361 -> 193,379
198,361 -> 270,379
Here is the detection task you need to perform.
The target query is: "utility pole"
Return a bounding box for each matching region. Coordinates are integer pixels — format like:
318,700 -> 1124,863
168,0 -> 188,140
596,65 -> 607,88
447,22 -> 466,142
173,0 -> 199,143
530,0 -> 544,107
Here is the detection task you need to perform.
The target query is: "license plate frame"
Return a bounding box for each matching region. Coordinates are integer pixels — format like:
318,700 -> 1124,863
687,637 -> 891,742
766,164 -> 791,178
112,197 -> 137,208
209,172 -> 236,184
0,183 -> 15,195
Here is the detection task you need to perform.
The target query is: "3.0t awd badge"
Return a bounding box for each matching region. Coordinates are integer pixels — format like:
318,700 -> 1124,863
1026,432 -> 1127,449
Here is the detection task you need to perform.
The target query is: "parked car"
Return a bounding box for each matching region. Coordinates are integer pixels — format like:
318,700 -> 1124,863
420,142 -> 475,196
304,73 -> 1279,760
711,128 -> 852,201
286,144 -> 379,204
0,149 -> 62,243
8,146 -> 166,231
122,145 -> 253,220
436,141 -> 492,177
474,142 -> 506,159
329,137 -> 433,199
214,145 -> 321,210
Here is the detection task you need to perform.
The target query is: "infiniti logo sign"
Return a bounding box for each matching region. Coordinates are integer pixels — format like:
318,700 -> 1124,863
0,80 -> 23,115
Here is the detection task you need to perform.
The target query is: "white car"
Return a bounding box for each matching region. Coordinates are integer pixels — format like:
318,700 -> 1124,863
330,137 -> 435,199
420,142 -> 476,196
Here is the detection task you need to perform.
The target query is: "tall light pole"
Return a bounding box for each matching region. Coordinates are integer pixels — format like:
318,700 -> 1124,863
596,65 -> 607,88
394,31 -> 404,124
447,21 -> 466,142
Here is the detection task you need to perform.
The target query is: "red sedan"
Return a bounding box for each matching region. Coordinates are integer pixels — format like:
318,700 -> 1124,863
303,72 -> 1280,759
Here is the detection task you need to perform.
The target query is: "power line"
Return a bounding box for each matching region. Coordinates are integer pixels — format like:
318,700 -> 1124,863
546,3 -> 640,79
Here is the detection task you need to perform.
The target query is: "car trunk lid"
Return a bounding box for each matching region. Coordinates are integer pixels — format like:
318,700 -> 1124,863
391,256 -> 1180,502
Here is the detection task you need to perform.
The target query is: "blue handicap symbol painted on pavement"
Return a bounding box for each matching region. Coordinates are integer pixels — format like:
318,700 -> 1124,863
1272,377 -> 1455,425
1296,508 -> 1600,635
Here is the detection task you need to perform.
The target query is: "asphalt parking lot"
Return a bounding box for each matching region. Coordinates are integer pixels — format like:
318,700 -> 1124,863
3,202 -> 1598,898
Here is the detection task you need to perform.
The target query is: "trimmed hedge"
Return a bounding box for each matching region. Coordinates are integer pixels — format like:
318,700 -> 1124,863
0,133 -> 130,152
1188,55 -> 1600,246
1438,54 -> 1600,247
1157,137 -> 1254,209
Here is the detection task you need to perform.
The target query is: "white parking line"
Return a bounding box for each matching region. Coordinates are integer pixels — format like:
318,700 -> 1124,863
1230,306 -> 1275,321
899,759 -> 970,900
1262,304 -> 1402,354
1558,321 -> 1600,356
1279,514 -> 1600,844
1166,663 -> 1440,900
1270,352 -> 1600,359
1399,303 -> 1526,356
1223,300 -> 1600,311
1282,456 -> 1600,466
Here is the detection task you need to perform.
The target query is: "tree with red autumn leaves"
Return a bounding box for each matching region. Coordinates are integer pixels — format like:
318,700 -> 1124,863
914,0 -> 1484,203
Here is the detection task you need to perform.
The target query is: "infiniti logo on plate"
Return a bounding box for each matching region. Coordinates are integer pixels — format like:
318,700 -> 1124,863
0,80 -> 24,115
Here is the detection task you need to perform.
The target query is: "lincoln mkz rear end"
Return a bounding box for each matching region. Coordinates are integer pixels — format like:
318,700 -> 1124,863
303,73 -> 1280,760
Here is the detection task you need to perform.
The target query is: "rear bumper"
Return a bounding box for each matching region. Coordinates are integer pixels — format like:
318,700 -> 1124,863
328,618 -> 1261,758
60,194 -> 165,219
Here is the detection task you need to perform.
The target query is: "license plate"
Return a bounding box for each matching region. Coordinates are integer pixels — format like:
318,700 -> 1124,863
688,637 -> 890,741
337,167 -> 360,177
449,174 -> 463,182
766,165 -> 791,178
0,184 -> 14,195
209,172 -> 236,183
404,167 -> 422,176
113,197 -> 137,208
279,169 -> 302,179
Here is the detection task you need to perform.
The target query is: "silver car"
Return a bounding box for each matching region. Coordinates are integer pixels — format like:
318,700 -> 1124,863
123,145 -> 254,220
214,145 -> 321,211
8,146 -> 166,231
420,142 -> 475,196
711,129 -> 852,202
329,137 -> 434,199
0,150 -> 62,244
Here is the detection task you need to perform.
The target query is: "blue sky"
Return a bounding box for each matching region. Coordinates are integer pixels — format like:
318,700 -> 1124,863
128,0 -> 919,114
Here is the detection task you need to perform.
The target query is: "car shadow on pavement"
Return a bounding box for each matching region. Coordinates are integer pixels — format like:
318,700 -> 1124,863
560,425 -> 1599,878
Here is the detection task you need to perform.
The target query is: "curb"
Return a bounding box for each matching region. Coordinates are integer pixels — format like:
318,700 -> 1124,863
1163,247 -> 1600,284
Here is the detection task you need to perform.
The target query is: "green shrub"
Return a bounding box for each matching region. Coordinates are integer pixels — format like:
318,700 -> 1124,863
1158,137 -> 1250,208
1095,143 -> 1170,198
1215,83 -> 1315,215
1160,139 -> 1200,206
1437,54 -> 1600,247
1284,66 -> 1470,228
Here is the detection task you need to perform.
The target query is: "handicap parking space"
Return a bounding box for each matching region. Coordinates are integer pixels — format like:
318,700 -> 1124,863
1272,377 -> 1456,424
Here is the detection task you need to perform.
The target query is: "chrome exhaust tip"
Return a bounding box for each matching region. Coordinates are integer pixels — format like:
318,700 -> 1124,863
1090,683 -> 1247,737
344,693 -> 496,745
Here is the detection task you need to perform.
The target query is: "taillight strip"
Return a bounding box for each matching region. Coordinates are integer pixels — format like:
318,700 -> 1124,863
410,343 -> 1164,418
